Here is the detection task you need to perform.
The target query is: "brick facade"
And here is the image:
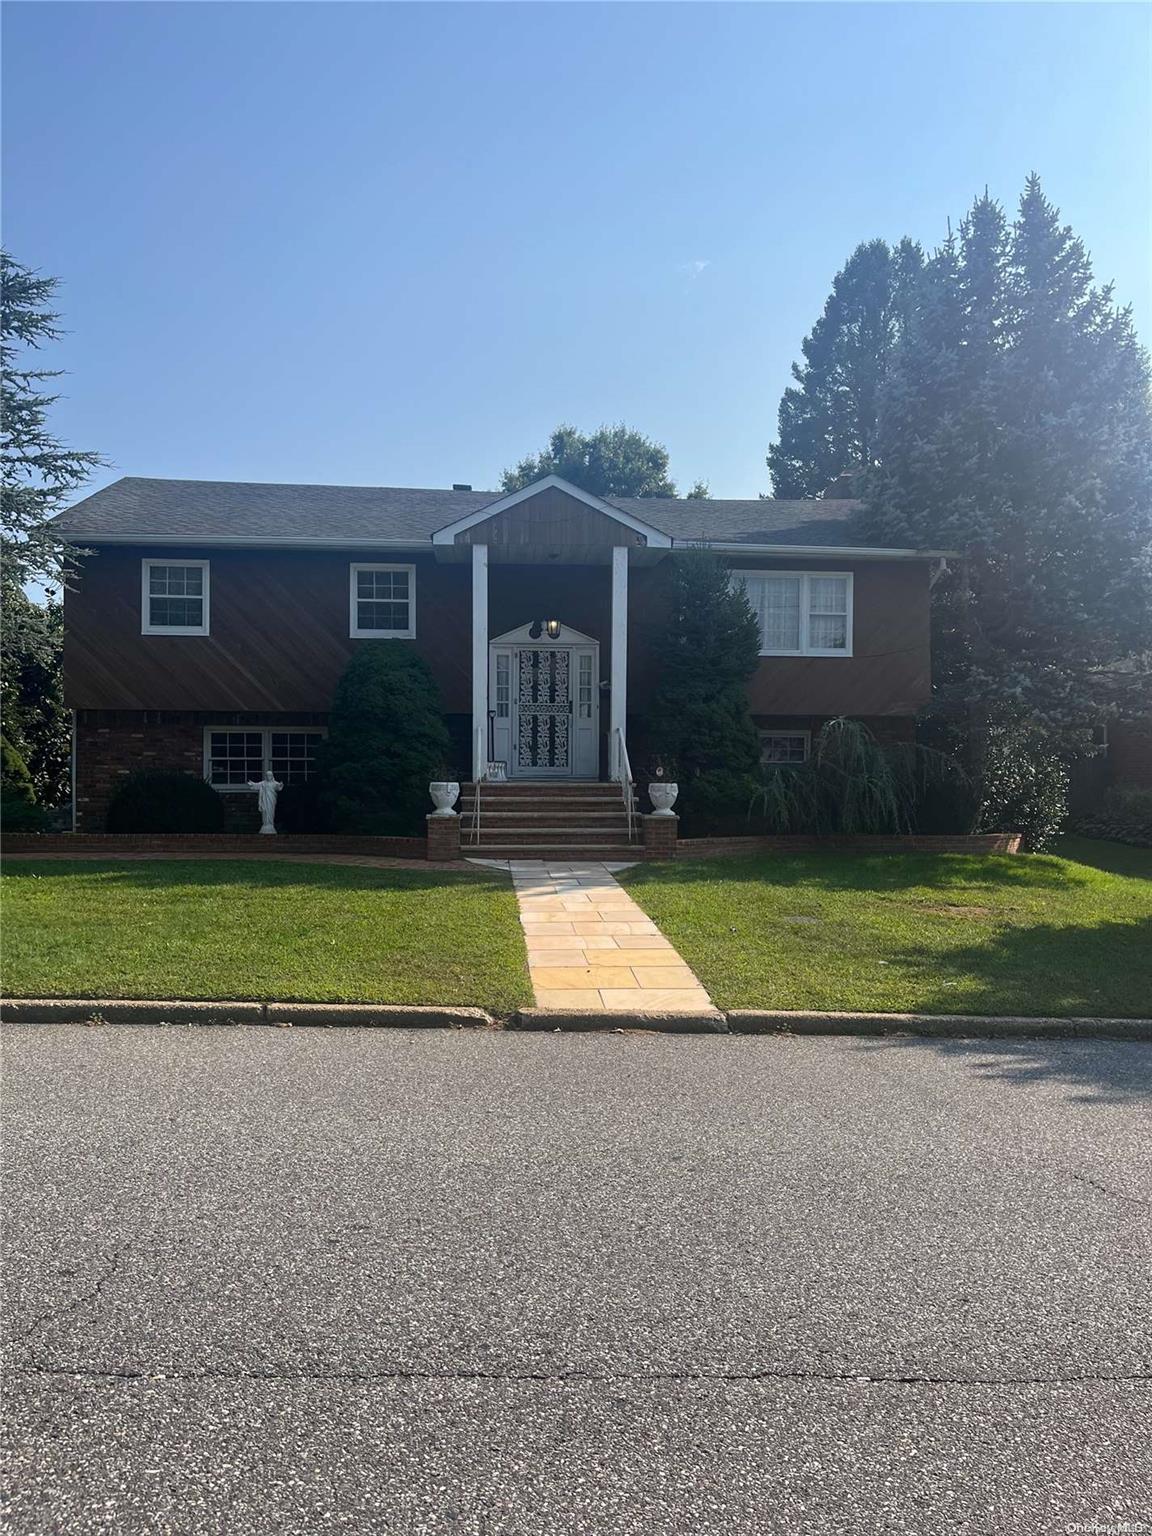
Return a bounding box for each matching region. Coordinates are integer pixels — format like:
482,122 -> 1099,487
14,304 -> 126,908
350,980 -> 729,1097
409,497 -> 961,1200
74,709 -> 328,831
425,814 -> 462,861
641,813 -> 680,860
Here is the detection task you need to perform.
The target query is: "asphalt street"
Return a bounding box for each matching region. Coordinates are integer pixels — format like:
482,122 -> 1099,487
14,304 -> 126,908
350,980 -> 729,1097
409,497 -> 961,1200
2,1025 -> 1150,1534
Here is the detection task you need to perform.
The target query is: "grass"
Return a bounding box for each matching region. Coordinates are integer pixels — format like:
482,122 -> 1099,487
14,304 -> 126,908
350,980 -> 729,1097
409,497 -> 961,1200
619,848 -> 1152,1018
1,860 -> 532,1013
1052,835 -> 1152,880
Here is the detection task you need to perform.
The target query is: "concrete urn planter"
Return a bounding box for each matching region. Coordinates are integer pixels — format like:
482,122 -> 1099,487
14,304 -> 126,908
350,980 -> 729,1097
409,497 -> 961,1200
429,781 -> 461,817
648,782 -> 679,817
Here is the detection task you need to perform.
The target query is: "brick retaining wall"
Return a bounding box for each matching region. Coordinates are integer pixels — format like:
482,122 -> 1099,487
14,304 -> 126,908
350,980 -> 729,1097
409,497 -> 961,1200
676,832 -> 1022,857
3,833 -> 426,859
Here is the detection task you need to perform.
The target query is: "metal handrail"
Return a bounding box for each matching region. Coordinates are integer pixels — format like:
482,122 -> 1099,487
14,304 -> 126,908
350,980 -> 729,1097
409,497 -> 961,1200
469,725 -> 486,846
615,727 -> 637,845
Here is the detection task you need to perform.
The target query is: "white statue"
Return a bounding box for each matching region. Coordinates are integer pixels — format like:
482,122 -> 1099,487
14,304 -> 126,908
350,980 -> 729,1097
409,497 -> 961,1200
248,769 -> 283,834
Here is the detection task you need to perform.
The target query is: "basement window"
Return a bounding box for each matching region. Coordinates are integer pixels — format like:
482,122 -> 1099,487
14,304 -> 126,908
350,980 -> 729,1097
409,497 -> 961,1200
142,560 -> 210,635
760,731 -> 811,766
204,728 -> 325,789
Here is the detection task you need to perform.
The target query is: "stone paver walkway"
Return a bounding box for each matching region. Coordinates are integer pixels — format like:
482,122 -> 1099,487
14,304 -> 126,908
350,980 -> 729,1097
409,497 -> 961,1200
483,860 -> 715,1014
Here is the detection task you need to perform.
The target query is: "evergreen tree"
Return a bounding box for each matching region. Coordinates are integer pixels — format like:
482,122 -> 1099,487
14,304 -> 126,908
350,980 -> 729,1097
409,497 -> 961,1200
862,177 -> 1152,743
647,552 -> 762,823
768,238 -> 923,497
501,424 -> 679,497
1,251 -> 103,585
0,580 -> 69,803
319,645 -> 452,835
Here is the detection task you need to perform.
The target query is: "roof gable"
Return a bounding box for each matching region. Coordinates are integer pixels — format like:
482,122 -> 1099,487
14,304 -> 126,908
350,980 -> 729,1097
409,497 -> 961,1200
431,476 -> 672,547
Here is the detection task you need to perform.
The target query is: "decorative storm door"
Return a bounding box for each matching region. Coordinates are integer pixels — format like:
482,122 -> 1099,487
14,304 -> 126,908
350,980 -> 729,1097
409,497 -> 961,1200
488,626 -> 600,778
517,648 -> 570,772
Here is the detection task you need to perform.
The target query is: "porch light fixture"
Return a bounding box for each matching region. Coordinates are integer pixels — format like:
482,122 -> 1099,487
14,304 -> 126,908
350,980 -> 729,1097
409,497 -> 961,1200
545,618 -> 562,639
528,619 -> 543,639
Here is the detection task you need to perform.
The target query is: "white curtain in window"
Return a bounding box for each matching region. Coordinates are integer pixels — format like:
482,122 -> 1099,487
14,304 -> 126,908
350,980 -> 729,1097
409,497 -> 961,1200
760,576 -> 802,651
808,576 -> 848,650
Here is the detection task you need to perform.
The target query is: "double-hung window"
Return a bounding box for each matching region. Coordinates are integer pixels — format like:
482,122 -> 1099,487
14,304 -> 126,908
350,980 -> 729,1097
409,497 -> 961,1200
204,728 -> 325,790
142,559 -> 210,635
350,563 -> 416,638
734,571 -> 853,657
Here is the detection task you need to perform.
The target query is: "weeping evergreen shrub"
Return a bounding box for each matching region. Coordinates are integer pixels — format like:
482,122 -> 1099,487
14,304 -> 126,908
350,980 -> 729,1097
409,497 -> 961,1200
318,644 -> 451,836
748,718 -> 967,836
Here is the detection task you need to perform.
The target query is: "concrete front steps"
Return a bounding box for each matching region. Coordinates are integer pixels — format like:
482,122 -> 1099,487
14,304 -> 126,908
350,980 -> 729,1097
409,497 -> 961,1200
459,780 -> 641,860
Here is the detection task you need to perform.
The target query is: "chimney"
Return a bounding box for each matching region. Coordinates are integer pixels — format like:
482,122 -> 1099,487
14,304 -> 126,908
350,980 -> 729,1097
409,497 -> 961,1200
452,483 -> 472,492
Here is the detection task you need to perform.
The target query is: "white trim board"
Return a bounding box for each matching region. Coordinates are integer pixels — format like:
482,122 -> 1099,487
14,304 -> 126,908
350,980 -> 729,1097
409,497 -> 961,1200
430,474 -> 673,547
349,562 -> 417,639
140,557 -> 210,636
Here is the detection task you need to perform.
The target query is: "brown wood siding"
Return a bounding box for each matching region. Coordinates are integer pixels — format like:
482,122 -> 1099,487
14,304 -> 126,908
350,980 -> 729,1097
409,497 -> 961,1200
629,557 -> 931,717
454,486 -> 646,552
64,547 -> 473,712
64,545 -> 930,722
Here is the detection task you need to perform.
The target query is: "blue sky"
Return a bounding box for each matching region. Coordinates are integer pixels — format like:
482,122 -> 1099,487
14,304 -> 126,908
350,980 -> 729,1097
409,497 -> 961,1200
4,1 -> 1149,502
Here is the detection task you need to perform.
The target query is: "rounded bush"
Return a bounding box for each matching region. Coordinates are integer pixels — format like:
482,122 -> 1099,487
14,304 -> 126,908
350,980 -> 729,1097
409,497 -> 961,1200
105,770 -> 227,834
1,734 -> 35,807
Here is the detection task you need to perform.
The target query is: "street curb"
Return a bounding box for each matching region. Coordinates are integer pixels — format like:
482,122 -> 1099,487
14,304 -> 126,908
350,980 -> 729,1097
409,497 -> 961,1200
3,1000 -> 1150,1041
0,999 -> 495,1029
513,1007 -> 728,1034
726,1010 -> 1152,1040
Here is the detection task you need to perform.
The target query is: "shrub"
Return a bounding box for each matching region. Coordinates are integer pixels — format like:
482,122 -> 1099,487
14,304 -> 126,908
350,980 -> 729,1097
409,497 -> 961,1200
105,770 -> 228,834
1,734 -> 35,807
1068,785 -> 1152,848
747,718 -> 968,837
975,725 -> 1069,852
646,552 -> 762,828
319,643 -> 451,836
274,778 -> 331,835
1,792 -> 53,831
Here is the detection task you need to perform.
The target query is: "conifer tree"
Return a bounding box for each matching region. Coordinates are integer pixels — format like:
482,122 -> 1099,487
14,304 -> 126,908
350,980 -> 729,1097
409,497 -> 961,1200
768,238 -> 923,497
862,178 -> 1152,740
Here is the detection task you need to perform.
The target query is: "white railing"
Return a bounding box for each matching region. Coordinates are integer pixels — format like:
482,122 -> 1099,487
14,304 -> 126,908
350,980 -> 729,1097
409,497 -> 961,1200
468,726 -> 486,846
615,727 -> 637,845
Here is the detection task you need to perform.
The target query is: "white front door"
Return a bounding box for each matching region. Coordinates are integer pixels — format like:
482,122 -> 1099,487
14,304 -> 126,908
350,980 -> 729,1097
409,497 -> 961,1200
489,634 -> 599,778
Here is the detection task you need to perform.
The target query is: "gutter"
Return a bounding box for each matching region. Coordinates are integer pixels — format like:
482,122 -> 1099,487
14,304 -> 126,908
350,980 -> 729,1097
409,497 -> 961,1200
58,531 -> 955,561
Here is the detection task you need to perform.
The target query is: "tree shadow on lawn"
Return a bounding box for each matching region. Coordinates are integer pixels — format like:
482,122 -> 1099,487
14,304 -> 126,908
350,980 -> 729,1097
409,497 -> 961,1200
850,1033 -> 1152,1106
872,914 -> 1152,1024
627,851 -> 1092,897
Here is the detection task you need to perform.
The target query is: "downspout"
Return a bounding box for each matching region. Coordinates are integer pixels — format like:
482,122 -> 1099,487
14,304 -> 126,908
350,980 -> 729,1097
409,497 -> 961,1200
70,709 -> 77,832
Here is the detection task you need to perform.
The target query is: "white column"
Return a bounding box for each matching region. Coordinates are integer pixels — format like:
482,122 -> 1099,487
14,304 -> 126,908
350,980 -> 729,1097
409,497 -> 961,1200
471,543 -> 489,781
610,545 -> 628,780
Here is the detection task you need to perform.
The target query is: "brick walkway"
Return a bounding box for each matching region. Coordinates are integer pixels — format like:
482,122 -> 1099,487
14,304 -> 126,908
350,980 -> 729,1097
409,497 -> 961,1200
480,859 -> 715,1014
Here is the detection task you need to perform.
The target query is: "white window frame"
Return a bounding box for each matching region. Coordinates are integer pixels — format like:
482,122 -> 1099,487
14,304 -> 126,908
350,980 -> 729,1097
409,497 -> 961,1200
760,730 -> 811,766
202,726 -> 327,792
141,558 -> 211,636
734,570 -> 854,658
349,562 -> 416,639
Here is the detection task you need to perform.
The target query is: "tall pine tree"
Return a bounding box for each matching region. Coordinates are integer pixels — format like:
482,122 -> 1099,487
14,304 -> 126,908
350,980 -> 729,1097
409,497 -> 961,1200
862,178 -> 1152,742
768,238 -> 923,497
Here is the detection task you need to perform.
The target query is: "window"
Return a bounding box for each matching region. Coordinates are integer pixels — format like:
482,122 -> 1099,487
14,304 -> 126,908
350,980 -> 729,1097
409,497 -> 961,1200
734,572 -> 853,657
495,653 -> 511,718
350,563 -> 415,638
142,560 -> 210,635
577,653 -> 594,720
204,728 -> 324,790
760,731 -> 810,766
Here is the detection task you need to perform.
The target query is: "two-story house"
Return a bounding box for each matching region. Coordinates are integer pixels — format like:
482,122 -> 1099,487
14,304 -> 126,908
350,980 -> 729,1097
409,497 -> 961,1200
54,473 -> 938,839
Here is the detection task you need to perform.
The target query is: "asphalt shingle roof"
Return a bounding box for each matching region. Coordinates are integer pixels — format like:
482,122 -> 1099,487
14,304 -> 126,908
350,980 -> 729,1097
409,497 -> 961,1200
52,476 -> 870,549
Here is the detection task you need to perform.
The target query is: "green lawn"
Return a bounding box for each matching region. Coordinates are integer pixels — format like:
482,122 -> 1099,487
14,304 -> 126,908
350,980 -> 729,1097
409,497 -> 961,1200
1,860 -> 532,1013
619,848 -> 1152,1017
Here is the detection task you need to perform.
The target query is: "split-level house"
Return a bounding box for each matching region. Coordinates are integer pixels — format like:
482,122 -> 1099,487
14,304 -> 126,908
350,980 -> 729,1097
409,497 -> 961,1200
54,474 -> 939,847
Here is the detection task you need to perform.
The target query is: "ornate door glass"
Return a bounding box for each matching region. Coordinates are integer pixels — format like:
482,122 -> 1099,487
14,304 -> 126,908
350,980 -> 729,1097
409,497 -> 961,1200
517,648 -> 571,770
